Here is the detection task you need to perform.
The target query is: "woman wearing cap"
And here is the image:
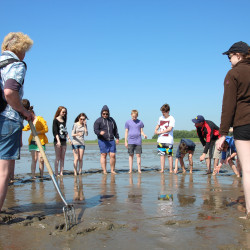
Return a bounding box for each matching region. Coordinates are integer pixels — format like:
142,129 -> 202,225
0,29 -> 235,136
216,41 -> 250,218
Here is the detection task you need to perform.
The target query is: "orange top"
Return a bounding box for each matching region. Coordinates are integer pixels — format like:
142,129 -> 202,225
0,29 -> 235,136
23,116 -> 48,145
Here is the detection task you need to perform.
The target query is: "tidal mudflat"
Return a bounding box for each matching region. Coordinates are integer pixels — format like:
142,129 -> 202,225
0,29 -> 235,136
0,144 -> 249,249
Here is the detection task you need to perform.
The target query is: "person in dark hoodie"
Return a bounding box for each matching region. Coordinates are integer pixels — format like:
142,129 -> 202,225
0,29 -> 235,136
216,41 -> 250,219
94,105 -> 119,174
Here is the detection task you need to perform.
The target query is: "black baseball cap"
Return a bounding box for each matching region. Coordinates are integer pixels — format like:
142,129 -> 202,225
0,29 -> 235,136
222,41 -> 250,55
192,115 -> 205,124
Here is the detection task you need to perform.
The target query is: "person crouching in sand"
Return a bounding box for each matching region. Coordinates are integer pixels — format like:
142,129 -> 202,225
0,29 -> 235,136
213,136 -> 241,177
174,138 -> 196,174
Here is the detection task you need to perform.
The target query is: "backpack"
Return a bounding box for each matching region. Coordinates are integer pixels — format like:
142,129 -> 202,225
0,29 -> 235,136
0,58 -> 27,113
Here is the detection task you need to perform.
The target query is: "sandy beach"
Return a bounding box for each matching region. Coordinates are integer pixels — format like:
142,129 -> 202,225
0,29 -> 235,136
0,144 -> 249,249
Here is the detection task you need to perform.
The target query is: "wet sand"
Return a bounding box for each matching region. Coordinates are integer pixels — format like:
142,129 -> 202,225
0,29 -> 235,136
1,144 -> 250,249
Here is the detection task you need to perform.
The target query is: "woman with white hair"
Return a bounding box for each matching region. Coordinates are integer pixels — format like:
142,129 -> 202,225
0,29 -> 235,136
0,32 -> 33,211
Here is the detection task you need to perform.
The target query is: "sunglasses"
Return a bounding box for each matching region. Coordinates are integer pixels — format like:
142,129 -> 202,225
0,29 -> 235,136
79,118 -> 86,121
228,54 -> 236,60
102,112 -> 109,116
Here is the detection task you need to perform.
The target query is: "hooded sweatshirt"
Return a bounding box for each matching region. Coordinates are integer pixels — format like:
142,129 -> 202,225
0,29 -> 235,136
220,59 -> 250,135
94,105 -> 119,141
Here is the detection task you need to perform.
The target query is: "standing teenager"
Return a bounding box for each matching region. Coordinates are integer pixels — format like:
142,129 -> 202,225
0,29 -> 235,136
53,106 -> 71,176
216,41 -> 250,218
71,113 -> 88,175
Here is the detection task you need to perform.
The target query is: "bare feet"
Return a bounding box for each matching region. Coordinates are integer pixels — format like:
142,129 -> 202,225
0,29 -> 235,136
103,171 -> 107,175
111,171 -> 116,174
160,170 -> 164,173
138,170 -> 142,173
189,171 -> 193,174
174,169 -> 178,174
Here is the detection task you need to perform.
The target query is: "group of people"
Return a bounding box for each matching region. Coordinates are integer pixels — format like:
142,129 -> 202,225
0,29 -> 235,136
0,32 -> 250,218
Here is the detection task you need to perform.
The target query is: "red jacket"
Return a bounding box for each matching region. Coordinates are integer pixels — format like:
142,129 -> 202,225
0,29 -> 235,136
196,120 -> 220,154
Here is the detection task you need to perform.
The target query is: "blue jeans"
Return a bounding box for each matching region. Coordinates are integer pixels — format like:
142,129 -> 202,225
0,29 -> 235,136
0,116 -> 23,160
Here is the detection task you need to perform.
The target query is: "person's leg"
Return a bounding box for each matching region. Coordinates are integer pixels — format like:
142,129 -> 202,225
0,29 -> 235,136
174,158 -> 179,174
179,157 -> 186,173
54,145 -> 61,176
188,153 -> 193,173
212,142 -> 221,174
205,145 -> 213,174
60,146 -> 67,176
129,154 -> 134,173
136,154 -> 141,173
100,153 -> 107,174
72,148 -> 79,176
110,152 -> 116,174
205,158 -> 211,173
228,159 -> 240,177
38,151 -> 44,178
160,155 -> 165,173
168,156 -> 173,173
30,151 -> 38,178
0,160 -> 15,211
235,140 -> 250,214
237,158 -> 242,176
78,148 -> 84,175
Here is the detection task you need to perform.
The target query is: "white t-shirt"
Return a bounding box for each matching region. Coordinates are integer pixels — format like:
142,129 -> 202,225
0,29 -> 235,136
157,115 -> 175,144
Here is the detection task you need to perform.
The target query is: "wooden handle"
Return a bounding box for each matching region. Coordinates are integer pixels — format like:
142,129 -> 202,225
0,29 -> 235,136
28,121 -> 54,176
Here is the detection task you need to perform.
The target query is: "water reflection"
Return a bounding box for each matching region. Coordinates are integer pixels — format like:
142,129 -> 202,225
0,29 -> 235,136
127,174 -> 142,206
55,176 -> 65,203
31,181 -> 45,204
74,176 -> 85,202
100,174 -> 116,204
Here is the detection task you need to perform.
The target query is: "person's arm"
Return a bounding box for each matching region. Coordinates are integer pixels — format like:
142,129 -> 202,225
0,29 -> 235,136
125,128 -> 128,148
4,89 -> 32,120
141,128 -> 147,139
113,119 -> 119,140
37,117 -> 48,135
94,119 -> 101,136
226,152 -> 237,163
22,123 -> 31,131
154,124 -> 160,134
52,119 -> 61,146
84,122 -> 88,136
71,124 -> 78,137
219,71 -> 237,136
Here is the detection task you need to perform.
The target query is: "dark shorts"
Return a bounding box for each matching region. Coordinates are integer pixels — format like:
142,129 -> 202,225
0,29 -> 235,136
98,139 -> 116,153
128,144 -> 142,155
72,144 -> 85,150
0,116 -> 23,160
234,124 -> 250,140
157,143 -> 173,156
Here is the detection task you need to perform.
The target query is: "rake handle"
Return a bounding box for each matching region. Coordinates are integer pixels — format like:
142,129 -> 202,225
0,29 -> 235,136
28,120 -> 54,176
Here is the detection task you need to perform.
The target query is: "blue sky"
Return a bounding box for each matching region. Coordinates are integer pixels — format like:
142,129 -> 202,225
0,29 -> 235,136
1,0 -> 250,143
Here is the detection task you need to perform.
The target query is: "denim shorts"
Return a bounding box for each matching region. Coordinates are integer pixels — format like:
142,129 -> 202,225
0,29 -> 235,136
0,116 -> 23,160
98,139 -> 116,153
72,144 -> 85,150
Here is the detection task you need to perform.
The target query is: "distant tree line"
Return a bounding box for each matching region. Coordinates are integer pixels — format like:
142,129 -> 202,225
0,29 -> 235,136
152,130 -> 198,139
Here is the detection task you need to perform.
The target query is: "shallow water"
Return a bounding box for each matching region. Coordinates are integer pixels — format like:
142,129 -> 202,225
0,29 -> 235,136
1,144 -> 250,249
